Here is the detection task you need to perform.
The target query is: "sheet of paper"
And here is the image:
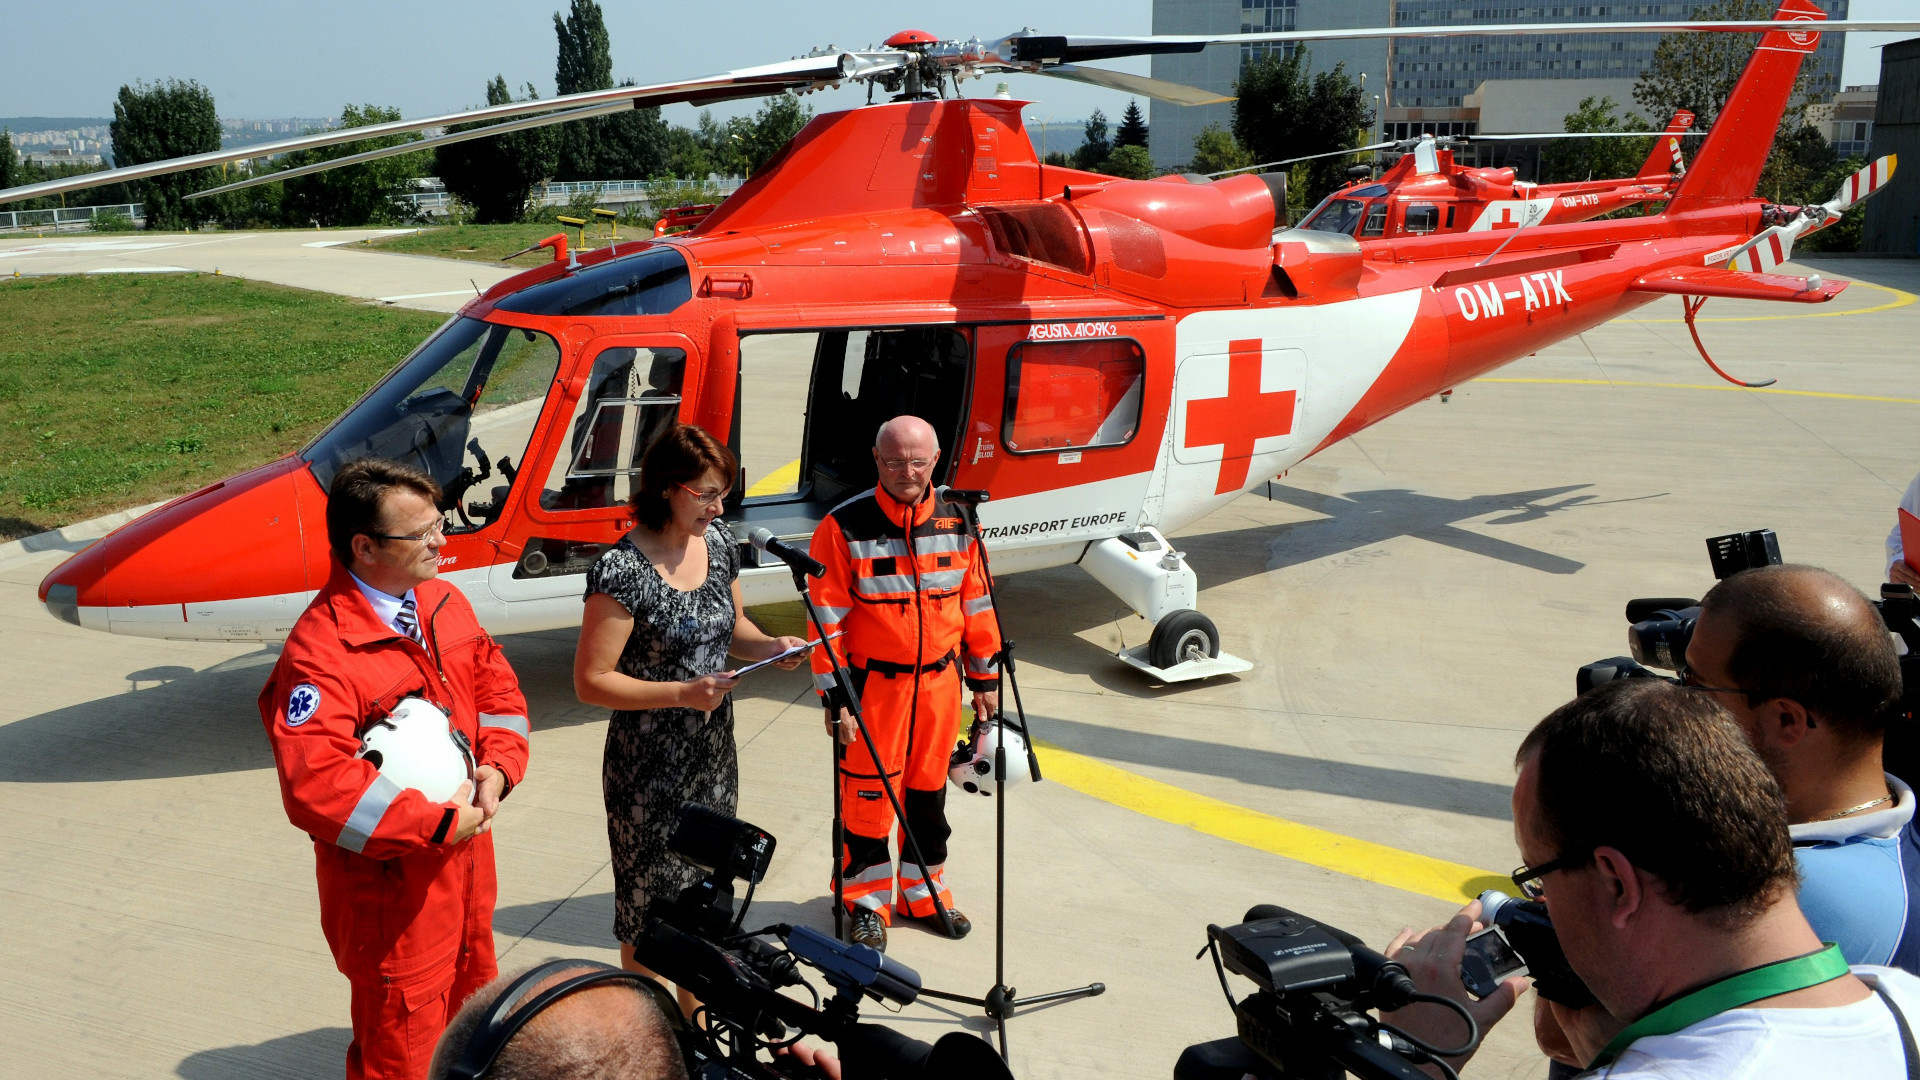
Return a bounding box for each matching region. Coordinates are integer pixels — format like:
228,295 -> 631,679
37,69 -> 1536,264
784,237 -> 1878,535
727,631 -> 843,678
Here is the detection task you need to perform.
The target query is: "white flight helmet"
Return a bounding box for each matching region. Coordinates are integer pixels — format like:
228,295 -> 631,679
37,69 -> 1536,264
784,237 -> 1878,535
357,697 -> 474,802
948,721 -> 1032,796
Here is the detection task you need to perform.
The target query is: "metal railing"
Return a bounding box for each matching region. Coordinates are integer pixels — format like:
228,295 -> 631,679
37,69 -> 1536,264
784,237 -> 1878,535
398,177 -> 745,216
0,203 -> 145,232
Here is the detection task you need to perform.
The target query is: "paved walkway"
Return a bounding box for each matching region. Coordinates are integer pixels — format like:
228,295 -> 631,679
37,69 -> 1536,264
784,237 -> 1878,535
1,252 -> 1916,1078
0,228 -> 517,312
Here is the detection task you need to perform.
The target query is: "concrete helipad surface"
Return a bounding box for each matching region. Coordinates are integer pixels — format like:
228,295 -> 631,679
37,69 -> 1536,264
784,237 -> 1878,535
0,228 -> 516,312
2,251 -> 1917,1080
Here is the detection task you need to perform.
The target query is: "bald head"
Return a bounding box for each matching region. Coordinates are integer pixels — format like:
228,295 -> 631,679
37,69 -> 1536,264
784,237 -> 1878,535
872,415 -> 940,505
1698,564 -> 1901,739
429,964 -> 687,1080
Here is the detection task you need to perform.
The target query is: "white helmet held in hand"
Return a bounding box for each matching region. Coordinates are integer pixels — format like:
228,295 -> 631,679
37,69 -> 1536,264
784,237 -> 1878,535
948,721 -> 1031,796
357,697 -> 474,801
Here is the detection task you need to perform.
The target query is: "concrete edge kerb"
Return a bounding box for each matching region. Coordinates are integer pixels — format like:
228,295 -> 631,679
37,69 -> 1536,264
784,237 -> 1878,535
0,500 -> 164,571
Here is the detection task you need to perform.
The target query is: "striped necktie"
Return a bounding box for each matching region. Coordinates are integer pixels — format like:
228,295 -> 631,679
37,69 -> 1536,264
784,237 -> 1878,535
395,596 -> 420,643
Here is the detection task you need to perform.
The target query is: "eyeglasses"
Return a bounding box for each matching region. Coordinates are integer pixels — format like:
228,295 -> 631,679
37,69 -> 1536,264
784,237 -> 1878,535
1677,665 -> 1748,697
1511,850 -> 1591,899
368,519 -> 447,544
676,483 -> 731,505
878,457 -> 933,472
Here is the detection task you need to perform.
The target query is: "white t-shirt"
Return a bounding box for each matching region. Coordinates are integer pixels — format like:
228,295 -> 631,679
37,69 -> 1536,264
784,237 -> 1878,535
1590,965 -> 1920,1078
1888,470 -> 1920,578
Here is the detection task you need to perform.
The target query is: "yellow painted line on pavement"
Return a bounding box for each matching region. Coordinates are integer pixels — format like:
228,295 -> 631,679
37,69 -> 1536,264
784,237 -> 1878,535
746,459 -> 801,498
1036,741 -> 1510,904
1630,280 -> 1916,322
1476,377 -> 1920,406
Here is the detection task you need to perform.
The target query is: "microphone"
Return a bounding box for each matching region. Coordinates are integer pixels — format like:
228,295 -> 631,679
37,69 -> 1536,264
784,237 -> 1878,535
748,528 -> 824,579
939,487 -> 990,506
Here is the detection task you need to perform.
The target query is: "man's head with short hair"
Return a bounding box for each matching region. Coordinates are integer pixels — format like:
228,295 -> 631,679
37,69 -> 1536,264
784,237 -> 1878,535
1691,563 -> 1900,743
872,415 -> 940,505
325,458 -> 448,595
1517,678 -> 1797,924
429,963 -> 688,1080
1513,680 -> 1801,1016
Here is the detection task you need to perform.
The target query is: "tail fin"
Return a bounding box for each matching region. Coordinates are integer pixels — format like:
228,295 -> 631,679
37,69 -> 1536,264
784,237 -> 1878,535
1637,110 -> 1696,179
1664,0 -> 1827,213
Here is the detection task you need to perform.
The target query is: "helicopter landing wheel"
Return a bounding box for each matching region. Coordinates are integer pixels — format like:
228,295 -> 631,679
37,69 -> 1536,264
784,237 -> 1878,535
1147,609 -> 1220,670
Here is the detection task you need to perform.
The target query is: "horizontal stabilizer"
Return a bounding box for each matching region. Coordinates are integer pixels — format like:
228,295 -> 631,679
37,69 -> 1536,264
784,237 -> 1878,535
1630,265 -> 1846,303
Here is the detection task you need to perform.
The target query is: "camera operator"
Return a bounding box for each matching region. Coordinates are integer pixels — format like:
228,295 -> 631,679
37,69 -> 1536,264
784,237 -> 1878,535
429,960 -> 845,1080
1888,470 -> 1920,589
1385,680 -> 1920,1077
1685,564 -> 1917,969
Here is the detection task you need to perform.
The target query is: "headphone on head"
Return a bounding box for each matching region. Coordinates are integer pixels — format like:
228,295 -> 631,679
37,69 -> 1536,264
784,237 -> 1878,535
446,959 -> 688,1080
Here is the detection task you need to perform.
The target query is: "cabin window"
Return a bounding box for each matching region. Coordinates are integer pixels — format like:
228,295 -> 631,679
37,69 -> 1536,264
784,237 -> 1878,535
493,245 -> 691,318
1003,338 -> 1144,454
1301,198 -> 1366,236
1446,204 -> 1457,228
1404,203 -> 1440,235
305,317 -> 561,533
1360,203 -> 1388,238
540,346 -> 685,511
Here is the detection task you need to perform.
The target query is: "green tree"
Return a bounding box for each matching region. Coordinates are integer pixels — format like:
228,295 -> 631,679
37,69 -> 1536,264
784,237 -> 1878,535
1634,0 -> 1826,134
1073,109 -> 1111,171
553,0 -> 614,180
0,130 -> 15,192
1114,100 -> 1149,150
1540,97 -> 1653,184
743,93 -> 811,174
276,104 -> 430,227
436,77 -> 563,224
1233,49 -> 1375,205
1102,144 -> 1155,179
110,79 -> 221,229
1188,123 -> 1254,175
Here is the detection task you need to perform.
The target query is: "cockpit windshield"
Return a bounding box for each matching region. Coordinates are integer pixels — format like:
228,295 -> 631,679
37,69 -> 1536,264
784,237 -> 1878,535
1300,198 -> 1368,236
305,317 -> 562,534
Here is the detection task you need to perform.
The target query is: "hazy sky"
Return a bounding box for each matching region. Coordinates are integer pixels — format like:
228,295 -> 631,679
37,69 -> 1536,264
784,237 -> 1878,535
1,1 -> 1908,126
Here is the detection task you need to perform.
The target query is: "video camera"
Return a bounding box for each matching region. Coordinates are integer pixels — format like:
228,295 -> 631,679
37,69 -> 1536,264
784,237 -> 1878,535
636,803 -> 1009,1080
1176,905 -> 1482,1080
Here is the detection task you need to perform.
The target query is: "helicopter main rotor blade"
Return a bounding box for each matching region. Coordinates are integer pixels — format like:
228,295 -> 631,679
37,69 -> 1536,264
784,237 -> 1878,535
1208,139 -> 1406,177
184,100 -> 638,200
1039,64 -> 1233,106
1467,130 -> 1708,141
1003,19 -> 1920,65
0,51 -> 905,207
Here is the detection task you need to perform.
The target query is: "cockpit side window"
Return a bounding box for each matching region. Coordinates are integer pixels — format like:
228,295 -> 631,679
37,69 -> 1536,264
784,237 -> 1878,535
1360,203 -> 1388,238
305,317 -> 561,534
1301,198 -> 1367,236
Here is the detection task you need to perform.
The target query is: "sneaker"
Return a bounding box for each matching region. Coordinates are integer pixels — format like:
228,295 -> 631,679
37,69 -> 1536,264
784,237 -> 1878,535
848,909 -> 888,953
905,907 -> 972,940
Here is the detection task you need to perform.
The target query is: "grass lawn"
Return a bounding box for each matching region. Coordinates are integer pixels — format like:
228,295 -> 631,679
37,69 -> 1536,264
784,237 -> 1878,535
369,222 -> 637,265
0,273 -> 445,541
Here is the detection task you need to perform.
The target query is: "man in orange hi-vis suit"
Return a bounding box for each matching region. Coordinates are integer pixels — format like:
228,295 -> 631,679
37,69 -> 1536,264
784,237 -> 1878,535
809,415 -> 1000,953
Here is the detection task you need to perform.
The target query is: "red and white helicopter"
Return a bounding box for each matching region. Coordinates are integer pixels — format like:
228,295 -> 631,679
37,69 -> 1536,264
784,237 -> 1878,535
1278,109 -> 1700,242
8,2 -> 1910,678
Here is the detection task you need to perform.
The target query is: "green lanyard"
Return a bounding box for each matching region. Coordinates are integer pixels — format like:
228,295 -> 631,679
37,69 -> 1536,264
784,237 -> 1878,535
1589,944 -> 1850,1070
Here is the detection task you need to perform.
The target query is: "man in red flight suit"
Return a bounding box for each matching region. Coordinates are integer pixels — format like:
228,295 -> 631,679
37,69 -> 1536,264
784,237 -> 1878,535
809,415 -> 1001,953
260,457 -> 531,1080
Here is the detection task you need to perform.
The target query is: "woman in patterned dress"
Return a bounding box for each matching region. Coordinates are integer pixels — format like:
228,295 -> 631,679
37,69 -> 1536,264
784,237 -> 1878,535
573,423 -> 807,997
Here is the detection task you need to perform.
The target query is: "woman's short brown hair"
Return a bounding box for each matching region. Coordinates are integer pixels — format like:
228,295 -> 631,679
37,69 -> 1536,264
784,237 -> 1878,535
632,424 -> 738,530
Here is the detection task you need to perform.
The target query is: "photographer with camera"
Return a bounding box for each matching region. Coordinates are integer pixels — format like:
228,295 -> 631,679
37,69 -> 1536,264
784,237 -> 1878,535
1684,564 -> 1918,970
1384,680 -> 1920,1077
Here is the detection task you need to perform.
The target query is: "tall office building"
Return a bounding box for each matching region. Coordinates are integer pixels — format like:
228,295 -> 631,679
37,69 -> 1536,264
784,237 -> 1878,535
1150,1 -> 1848,170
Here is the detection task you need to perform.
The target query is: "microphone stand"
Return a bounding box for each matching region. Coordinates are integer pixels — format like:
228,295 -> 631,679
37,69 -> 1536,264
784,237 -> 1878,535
775,553 -> 961,944
914,489 -> 1105,1058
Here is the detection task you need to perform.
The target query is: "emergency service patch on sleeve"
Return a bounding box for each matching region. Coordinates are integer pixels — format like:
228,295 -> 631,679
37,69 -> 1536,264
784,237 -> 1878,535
286,683 -> 321,727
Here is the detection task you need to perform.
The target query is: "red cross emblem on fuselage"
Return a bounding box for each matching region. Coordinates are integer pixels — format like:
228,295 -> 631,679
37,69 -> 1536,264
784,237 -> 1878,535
1183,338 -> 1297,496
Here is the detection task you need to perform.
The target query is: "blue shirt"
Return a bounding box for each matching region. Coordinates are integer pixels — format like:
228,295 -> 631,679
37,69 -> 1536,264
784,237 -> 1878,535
349,572 -> 418,639
1794,775 -> 1920,973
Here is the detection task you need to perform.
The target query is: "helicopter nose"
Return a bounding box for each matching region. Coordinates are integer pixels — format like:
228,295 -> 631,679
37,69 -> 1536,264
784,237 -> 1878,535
38,457 -> 322,639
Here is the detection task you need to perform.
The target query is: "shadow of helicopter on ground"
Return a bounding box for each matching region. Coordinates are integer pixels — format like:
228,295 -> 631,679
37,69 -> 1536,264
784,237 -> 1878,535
175,1027 -> 351,1080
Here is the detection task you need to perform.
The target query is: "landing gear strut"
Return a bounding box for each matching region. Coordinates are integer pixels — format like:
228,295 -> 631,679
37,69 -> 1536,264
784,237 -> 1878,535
1078,527 -> 1252,683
